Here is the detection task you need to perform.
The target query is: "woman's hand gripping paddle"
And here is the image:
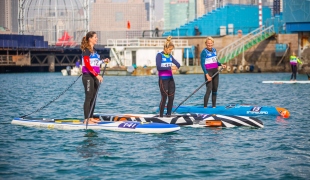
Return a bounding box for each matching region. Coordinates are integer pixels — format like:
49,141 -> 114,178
172,67 -> 224,114
85,61 -> 108,130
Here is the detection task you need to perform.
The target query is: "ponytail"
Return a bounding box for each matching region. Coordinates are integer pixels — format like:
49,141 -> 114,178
164,36 -> 174,49
80,31 -> 96,53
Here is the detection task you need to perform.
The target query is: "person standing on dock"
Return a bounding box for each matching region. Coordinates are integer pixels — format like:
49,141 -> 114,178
156,36 -> 180,117
200,37 -> 226,108
75,59 -> 81,68
290,52 -> 302,81
81,31 -> 109,124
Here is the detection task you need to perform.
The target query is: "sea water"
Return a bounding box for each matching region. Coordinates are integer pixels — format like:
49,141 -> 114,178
0,72 -> 309,180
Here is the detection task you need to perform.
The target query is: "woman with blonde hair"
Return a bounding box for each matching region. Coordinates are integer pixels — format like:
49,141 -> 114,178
81,31 -> 109,124
200,36 -> 226,108
289,52 -> 302,81
156,36 -> 180,117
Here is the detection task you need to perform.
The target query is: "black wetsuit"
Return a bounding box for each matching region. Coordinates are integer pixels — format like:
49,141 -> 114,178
156,51 -> 180,117
290,65 -> 297,80
81,48 -> 102,119
158,78 -> 175,117
200,48 -> 221,108
204,68 -> 219,107
82,74 -> 99,119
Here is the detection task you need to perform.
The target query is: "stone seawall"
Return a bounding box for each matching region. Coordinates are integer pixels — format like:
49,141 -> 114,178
184,34 -> 310,74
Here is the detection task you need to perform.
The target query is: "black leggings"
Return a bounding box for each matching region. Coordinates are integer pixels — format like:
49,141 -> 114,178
204,68 -> 219,108
82,74 -> 99,119
158,78 -> 175,117
290,65 -> 297,80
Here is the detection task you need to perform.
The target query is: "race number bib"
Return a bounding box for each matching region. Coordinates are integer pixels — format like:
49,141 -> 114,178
205,57 -> 217,64
161,62 -> 172,67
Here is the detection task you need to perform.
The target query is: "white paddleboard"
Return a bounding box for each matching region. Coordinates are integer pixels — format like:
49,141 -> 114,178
11,118 -> 180,134
262,81 -> 310,84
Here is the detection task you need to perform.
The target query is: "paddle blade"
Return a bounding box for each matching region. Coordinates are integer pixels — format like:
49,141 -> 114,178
84,129 -> 98,137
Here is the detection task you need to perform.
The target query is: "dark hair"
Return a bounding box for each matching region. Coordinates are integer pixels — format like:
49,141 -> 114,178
80,31 -> 96,53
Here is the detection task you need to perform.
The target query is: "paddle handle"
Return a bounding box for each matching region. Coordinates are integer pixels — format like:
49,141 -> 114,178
173,67 -> 223,113
85,62 -> 108,129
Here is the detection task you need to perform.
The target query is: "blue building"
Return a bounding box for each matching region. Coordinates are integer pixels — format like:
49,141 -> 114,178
283,0 -> 310,67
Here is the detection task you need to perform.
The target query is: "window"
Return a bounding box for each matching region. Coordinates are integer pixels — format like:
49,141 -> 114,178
115,12 -> 123,21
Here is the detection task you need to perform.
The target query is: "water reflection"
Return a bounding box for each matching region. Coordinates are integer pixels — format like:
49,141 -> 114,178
76,131 -> 111,160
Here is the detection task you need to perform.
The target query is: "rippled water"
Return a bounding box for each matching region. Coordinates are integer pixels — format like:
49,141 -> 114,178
0,72 -> 309,179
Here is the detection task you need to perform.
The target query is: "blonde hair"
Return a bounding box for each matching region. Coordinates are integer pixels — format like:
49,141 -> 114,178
205,36 -> 214,43
164,36 -> 174,49
80,31 -> 96,53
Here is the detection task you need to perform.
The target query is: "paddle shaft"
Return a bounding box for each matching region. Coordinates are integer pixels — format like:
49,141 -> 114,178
85,63 -> 108,129
173,68 -> 223,113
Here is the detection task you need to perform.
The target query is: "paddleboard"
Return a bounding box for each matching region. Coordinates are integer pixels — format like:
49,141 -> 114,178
94,113 -> 264,128
157,104 -> 290,118
11,118 -> 180,134
262,81 -> 310,84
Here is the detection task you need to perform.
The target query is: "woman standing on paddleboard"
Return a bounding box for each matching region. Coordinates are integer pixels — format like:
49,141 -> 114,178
81,31 -> 109,124
200,37 -> 226,108
156,36 -> 180,117
289,52 -> 302,81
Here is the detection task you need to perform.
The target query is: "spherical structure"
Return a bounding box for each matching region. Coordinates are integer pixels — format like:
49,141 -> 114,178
19,0 -> 88,46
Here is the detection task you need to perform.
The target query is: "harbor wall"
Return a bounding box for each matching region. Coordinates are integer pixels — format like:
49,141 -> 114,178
181,34 -> 310,74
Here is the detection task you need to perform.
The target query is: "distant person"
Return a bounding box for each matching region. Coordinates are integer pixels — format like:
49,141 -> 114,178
75,59 -> 81,68
155,27 -> 159,37
156,36 -> 180,117
194,26 -> 200,36
195,44 -> 200,66
200,37 -> 226,108
80,31 -> 110,124
289,52 -> 302,81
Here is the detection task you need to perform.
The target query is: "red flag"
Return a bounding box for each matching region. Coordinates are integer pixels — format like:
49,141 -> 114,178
127,21 -> 131,30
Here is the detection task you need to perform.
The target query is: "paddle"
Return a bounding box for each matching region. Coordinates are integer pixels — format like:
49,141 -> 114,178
173,67 -> 224,113
85,62 -> 108,129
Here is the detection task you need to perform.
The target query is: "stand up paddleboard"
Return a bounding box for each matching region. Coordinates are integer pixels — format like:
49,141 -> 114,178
158,104 -> 290,118
262,81 -> 310,84
11,118 -> 180,134
94,113 -> 264,128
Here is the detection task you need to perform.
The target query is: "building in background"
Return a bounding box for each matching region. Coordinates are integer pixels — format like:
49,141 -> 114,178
11,0 -> 19,33
283,0 -> 310,62
0,0 -> 13,33
163,0 -> 196,30
203,0 -> 276,14
90,0 -> 150,44
17,0 -> 87,45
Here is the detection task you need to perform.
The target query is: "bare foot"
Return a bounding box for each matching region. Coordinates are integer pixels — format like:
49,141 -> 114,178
91,118 -> 101,123
84,118 -> 100,124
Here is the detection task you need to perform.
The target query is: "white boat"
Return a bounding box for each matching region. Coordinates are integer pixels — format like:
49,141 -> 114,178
61,66 -> 82,76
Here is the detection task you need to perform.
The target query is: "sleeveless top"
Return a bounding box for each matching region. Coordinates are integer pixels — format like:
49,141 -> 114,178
158,52 -> 173,78
204,48 -> 218,70
81,48 -> 101,74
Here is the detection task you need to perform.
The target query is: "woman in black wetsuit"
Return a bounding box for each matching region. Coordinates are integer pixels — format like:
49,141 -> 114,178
156,36 -> 181,117
80,31 -> 109,124
200,37 -> 226,108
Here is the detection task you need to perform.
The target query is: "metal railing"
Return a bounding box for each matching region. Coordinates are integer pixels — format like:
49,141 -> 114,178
218,25 -> 275,64
106,39 -> 189,48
